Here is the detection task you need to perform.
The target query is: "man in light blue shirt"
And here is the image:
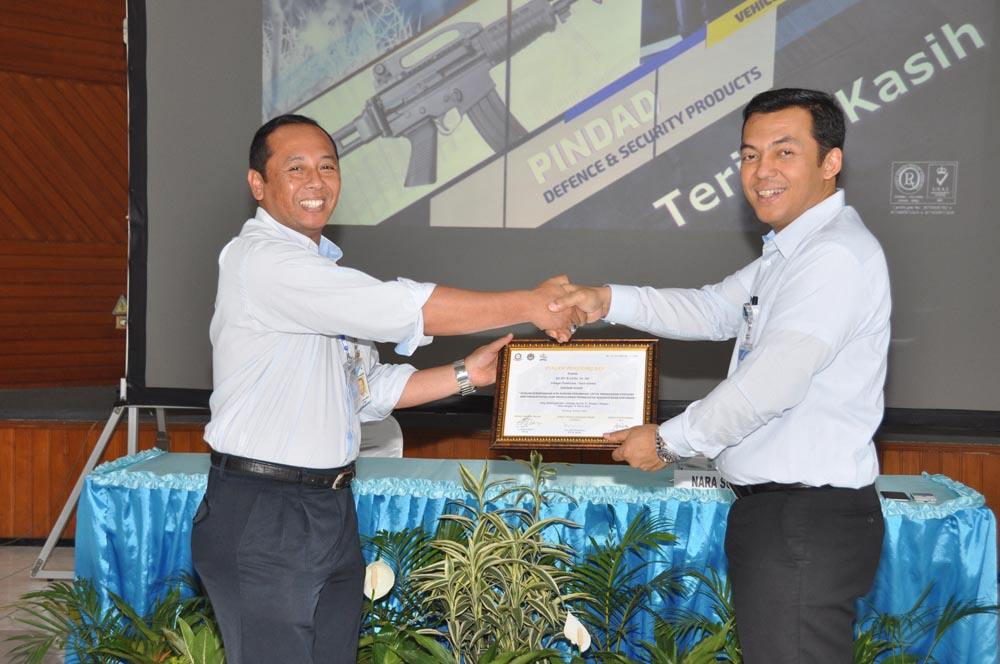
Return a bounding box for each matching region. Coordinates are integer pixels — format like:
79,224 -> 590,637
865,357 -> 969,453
193,114 -> 585,664
553,88 -> 889,663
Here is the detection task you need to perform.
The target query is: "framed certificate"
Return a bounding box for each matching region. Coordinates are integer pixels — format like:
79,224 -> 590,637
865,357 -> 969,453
491,339 -> 658,450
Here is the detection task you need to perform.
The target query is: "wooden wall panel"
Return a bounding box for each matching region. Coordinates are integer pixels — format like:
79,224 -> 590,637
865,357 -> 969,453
0,237 -> 127,387
877,440 -> 1000,514
0,0 -> 125,85
0,0 -> 128,389
0,74 -> 127,242
0,427 -> 13,536
11,429 -> 35,537
0,421 -> 212,540
405,429 -> 653,465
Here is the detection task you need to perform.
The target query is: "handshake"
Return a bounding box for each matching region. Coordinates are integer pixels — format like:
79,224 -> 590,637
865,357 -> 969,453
531,275 -> 613,343
453,274 -> 613,392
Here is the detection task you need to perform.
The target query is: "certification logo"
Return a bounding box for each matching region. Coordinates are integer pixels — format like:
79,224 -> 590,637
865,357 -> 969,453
890,161 -> 958,215
893,163 -> 924,195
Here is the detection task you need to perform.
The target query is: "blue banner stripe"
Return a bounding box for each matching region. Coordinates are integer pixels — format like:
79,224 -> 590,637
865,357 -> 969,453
563,26 -> 707,122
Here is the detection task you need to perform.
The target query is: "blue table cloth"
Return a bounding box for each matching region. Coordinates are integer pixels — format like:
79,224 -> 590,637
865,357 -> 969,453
75,450 -> 998,663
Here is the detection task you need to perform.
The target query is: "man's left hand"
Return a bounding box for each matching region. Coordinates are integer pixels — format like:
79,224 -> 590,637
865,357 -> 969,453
465,333 -> 513,387
607,423 -> 668,472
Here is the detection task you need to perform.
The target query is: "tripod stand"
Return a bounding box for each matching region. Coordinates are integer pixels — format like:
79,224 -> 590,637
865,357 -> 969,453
31,380 -> 175,579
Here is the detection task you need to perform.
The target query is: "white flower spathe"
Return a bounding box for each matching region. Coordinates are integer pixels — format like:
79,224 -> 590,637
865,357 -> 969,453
563,611 -> 591,653
363,558 -> 395,600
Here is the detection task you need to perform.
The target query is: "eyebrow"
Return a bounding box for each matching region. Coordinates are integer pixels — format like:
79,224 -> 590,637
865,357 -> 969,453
741,135 -> 800,152
281,153 -> 338,164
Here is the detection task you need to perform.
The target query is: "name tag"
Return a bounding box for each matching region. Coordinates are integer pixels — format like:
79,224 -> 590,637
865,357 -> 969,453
341,336 -> 372,412
674,469 -> 732,491
738,300 -> 759,364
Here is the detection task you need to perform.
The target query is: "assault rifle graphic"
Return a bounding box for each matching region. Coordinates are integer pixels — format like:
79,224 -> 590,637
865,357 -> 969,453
331,0 -> 599,187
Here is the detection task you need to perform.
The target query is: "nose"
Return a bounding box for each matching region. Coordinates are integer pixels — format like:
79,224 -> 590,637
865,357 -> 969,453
755,152 -> 777,178
304,166 -> 323,188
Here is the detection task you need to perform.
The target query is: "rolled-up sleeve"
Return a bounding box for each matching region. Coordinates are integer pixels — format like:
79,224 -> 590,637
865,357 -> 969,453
357,342 -> 417,421
243,244 -> 436,356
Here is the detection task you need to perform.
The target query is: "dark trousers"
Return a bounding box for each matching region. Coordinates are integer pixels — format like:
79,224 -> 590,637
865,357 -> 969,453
724,485 -> 885,664
191,464 -> 365,664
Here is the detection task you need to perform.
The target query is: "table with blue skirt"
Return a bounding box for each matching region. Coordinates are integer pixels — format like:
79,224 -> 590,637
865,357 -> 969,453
74,449 -> 998,663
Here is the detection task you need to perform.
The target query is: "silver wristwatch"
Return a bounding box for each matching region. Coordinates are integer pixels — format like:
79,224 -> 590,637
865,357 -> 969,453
452,359 -> 476,396
654,429 -> 680,464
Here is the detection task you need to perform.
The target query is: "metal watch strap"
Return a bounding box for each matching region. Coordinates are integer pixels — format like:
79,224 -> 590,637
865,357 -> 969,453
654,429 -> 680,464
452,359 -> 476,396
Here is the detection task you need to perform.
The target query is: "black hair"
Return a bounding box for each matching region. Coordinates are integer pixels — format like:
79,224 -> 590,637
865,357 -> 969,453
248,114 -> 338,180
742,88 -> 846,163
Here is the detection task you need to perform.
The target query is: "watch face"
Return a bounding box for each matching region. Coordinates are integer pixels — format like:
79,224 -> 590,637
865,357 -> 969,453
655,433 -> 676,464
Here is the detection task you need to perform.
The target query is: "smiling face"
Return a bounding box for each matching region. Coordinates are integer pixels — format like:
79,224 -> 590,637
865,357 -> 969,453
248,123 -> 341,244
739,106 -> 842,233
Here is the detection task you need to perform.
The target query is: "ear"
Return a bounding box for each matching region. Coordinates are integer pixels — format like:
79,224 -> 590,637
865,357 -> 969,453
248,169 -> 264,201
821,147 -> 843,181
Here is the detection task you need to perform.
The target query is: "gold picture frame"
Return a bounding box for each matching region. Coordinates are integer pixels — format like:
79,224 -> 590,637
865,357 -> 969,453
491,338 -> 659,450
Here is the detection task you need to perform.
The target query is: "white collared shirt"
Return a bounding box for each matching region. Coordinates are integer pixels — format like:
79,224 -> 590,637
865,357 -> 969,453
205,208 -> 436,468
607,191 -> 890,487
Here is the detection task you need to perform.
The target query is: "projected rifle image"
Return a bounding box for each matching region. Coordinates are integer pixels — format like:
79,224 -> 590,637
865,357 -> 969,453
331,0 -> 600,187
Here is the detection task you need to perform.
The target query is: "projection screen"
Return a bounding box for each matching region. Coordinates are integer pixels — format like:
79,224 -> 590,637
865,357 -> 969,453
127,0 -> 1000,422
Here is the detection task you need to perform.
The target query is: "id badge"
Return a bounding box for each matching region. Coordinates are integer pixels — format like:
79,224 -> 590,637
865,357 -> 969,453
738,302 -> 758,364
341,338 -> 372,411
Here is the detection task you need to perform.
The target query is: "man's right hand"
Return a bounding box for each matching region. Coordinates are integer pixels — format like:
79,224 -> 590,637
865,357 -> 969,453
420,276 -> 587,341
531,275 -> 587,343
549,284 -> 612,324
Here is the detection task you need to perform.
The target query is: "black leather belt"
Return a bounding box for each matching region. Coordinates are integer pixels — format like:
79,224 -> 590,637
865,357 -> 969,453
210,451 -> 355,490
730,482 -> 827,499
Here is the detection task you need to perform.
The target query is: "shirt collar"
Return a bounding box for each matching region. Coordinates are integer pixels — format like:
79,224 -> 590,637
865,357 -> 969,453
251,207 -> 344,262
765,189 -> 845,258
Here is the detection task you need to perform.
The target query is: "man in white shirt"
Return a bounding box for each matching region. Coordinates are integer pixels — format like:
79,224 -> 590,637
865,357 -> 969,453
551,88 -> 888,662
192,114 -> 585,664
